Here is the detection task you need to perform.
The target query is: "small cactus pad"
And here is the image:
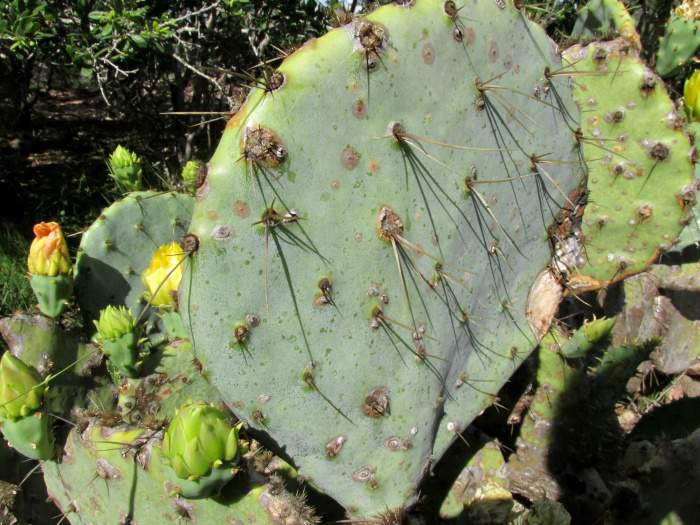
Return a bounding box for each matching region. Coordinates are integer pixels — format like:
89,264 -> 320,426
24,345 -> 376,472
656,11 -> 700,78
563,39 -> 697,291
74,191 -> 194,333
182,0 -> 586,515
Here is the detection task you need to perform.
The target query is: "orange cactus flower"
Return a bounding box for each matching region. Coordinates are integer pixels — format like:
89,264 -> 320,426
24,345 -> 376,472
27,222 -> 71,277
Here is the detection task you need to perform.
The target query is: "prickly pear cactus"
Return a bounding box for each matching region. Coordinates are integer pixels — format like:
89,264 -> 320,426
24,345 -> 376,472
655,0 -> 700,78
562,39 -> 697,292
74,191 -> 194,334
182,0 -> 586,515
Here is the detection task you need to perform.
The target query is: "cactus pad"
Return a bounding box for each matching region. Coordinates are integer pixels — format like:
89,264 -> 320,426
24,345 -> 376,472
182,0 -> 586,515
74,191 -> 194,334
563,39 -> 697,291
656,10 -> 700,78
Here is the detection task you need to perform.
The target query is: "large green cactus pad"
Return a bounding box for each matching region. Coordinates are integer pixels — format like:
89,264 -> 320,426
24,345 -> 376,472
563,39 -> 696,291
182,0 -> 585,515
74,191 -> 194,334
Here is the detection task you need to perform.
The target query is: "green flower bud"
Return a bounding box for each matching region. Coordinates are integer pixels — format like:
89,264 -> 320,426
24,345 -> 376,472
109,145 -> 143,191
181,160 -> 207,195
93,306 -> 136,342
161,401 -> 238,481
684,70 -> 700,123
0,353 -> 45,421
109,145 -> 140,170
93,306 -> 142,377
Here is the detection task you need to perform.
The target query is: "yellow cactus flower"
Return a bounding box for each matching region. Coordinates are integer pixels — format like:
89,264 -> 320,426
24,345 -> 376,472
142,242 -> 183,308
27,222 -> 71,276
684,70 -> 700,122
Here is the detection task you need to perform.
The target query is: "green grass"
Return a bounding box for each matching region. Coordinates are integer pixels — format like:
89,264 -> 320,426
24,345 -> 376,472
0,224 -> 36,318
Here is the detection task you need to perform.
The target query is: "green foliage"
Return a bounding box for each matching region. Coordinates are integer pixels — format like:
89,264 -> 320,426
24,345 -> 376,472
0,226 -> 34,319
0,0 -> 328,162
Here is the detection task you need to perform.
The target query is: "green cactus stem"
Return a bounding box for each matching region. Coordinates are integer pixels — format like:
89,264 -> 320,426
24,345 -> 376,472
571,0 -> 641,50
0,313 -> 112,421
42,418 -> 310,524
28,274 -> 73,319
73,191 -> 193,338
439,439 -> 513,522
99,332 -> 142,379
161,310 -> 189,340
562,38 -> 696,292
558,316 -> 616,358
0,411 -> 54,460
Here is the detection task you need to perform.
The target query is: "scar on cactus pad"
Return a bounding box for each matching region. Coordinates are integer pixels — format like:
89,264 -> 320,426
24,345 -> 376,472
181,0 -> 586,515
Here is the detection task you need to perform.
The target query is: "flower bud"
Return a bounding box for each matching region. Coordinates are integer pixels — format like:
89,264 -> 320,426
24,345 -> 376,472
181,160 -> 207,194
0,353 -> 45,421
684,70 -> 700,122
109,145 -> 143,191
93,306 -> 136,342
142,243 -> 183,308
27,222 -> 70,277
161,401 -> 238,481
